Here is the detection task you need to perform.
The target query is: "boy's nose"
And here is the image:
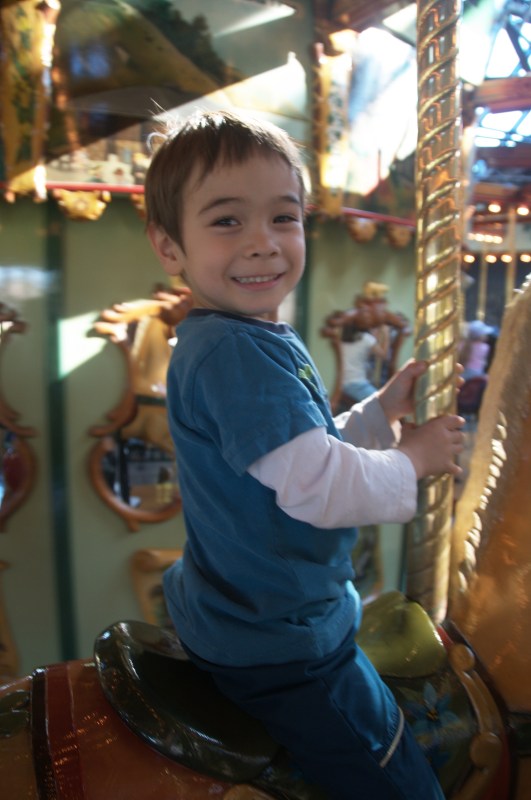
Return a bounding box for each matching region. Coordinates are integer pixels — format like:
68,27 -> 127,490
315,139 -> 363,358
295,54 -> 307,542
246,226 -> 279,257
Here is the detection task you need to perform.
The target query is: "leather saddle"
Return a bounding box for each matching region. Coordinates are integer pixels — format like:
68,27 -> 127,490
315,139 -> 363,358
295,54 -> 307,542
94,620 -> 326,799
94,593 -> 447,799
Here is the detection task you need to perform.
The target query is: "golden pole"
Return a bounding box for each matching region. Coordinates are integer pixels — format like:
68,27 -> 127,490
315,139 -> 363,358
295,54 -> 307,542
505,206 -> 517,306
477,243 -> 488,322
405,0 -> 463,623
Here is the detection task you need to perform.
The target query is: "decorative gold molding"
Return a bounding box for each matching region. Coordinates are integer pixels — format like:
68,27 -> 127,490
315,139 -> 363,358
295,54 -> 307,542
448,644 -> 504,800
130,548 -> 182,625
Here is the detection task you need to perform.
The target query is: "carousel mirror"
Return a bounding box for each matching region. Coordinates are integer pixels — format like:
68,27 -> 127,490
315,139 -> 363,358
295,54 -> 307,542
88,284 -> 193,532
0,305 -> 37,533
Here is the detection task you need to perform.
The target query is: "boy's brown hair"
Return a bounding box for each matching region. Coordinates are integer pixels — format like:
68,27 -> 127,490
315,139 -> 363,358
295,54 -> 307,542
144,109 -> 306,249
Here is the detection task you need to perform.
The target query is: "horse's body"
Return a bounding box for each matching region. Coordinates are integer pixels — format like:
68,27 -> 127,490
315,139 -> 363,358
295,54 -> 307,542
1,659 -> 234,800
448,275 -> 531,800
0,599 -> 510,800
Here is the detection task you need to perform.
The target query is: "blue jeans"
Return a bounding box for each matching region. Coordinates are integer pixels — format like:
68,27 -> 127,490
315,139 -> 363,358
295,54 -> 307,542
183,633 -> 445,800
343,379 -> 378,402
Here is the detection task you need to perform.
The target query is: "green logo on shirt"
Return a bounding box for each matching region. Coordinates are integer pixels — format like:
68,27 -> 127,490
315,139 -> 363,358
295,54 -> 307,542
298,364 -> 315,385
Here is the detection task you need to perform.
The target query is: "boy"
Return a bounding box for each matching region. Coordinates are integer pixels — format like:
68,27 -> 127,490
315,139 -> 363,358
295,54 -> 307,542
145,109 -> 463,799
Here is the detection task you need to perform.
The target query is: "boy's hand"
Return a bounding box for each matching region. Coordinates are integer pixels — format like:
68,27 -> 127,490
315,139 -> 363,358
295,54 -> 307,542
378,359 -> 465,425
397,415 -> 465,479
377,359 -> 427,424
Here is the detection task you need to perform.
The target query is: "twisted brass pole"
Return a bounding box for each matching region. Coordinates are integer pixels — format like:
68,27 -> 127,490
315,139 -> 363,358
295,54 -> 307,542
405,0 -> 463,622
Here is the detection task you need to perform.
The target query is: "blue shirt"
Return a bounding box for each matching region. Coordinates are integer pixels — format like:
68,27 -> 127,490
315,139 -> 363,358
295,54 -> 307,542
163,310 -> 360,666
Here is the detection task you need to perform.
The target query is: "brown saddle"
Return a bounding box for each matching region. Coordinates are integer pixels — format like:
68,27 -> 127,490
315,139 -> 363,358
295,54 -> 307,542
94,595 -> 447,798
94,620 -> 326,799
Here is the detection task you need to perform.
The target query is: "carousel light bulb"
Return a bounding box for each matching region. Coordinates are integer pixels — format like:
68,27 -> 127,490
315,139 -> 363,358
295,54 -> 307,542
486,254 -> 497,263
516,205 -> 529,216
501,254 -> 512,263
488,202 -> 502,213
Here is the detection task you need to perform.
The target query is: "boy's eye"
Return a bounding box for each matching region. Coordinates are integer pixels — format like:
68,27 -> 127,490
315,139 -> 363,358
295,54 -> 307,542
213,216 -> 238,227
275,213 -> 300,223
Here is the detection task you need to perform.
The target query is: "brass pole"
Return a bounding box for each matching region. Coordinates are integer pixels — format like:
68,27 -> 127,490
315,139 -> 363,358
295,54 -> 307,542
477,243 -> 488,322
505,206 -> 517,306
405,0 -> 463,623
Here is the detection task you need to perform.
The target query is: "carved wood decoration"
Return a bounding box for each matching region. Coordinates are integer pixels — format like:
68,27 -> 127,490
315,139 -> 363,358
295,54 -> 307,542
321,284 -> 411,414
130,548 -> 182,627
0,304 -> 37,533
88,285 -> 193,532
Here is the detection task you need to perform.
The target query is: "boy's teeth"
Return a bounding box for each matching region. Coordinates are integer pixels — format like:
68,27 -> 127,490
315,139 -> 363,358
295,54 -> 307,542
237,275 -> 274,284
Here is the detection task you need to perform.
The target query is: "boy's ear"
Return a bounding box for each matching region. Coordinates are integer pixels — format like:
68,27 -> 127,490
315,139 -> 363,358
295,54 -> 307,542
147,223 -> 183,276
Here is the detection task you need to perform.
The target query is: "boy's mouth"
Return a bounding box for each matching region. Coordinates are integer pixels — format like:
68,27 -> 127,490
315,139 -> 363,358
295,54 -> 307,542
233,274 -> 281,285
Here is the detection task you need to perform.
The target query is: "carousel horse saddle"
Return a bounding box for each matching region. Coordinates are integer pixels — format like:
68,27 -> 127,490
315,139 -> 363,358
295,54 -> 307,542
94,621 -> 278,781
95,620 -> 328,799
94,595 -> 446,797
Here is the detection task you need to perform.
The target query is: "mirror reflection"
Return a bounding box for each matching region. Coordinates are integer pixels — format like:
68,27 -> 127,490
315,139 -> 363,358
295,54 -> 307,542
0,429 -> 36,533
101,437 -> 179,512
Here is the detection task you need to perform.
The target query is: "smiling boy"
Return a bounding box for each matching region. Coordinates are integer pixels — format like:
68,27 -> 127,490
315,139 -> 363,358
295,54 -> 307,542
145,109 -> 462,799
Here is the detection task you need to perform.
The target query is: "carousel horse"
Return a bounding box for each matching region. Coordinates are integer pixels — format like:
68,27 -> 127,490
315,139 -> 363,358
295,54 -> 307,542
448,273 -> 531,800
1,276 -> 531,799
0,594 -> 508,800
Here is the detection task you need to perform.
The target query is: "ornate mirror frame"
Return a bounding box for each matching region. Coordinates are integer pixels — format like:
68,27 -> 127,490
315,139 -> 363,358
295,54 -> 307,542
88,285 -> 193,532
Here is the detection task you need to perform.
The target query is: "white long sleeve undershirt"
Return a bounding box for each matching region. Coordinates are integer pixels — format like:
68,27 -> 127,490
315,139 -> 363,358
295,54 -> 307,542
247,395 -> 417,529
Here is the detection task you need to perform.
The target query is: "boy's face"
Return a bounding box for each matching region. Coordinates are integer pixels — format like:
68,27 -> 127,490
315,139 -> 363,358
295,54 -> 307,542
149,153 -> 305,320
